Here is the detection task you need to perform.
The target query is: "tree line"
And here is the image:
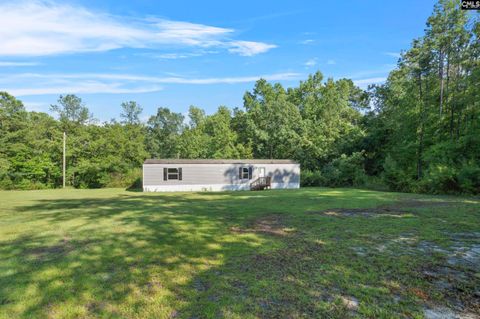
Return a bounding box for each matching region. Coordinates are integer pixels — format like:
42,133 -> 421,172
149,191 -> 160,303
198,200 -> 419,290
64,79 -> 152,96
0,0 -> 478,194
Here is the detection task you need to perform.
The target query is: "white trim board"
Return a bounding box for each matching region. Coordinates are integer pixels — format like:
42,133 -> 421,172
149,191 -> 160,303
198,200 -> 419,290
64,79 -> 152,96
143,182 -> 299,192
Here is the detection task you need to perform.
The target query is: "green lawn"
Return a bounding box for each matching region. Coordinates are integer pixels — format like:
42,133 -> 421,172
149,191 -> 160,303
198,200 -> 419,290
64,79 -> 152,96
0,188 -> 478,319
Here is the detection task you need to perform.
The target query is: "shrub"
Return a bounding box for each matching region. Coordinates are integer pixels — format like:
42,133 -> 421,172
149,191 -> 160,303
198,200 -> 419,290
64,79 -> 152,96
458,163 -> 480,194
300,170 -> 325,186
323,152 -> 367,187
15,179 -> 49,190
417,165 -> 460,194
382,155 -> 413,192
73,161 -> 106,188
301,152 -> 369,188
362,175 -> 389,191
104,168 -> 142,189
72,160 -> 143,189
126,175 -> 143,191
0,177 -> 14,190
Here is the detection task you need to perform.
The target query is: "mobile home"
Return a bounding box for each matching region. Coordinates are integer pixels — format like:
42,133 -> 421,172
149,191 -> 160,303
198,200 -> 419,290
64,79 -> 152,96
143,159 -> 300,192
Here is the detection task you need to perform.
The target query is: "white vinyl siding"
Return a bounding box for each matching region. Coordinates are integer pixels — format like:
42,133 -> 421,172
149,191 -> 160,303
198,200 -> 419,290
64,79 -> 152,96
144,163 -> 299,189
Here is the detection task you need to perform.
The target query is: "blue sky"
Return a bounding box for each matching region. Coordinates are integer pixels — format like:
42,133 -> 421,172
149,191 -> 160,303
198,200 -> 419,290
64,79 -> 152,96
0,0 -> 436,121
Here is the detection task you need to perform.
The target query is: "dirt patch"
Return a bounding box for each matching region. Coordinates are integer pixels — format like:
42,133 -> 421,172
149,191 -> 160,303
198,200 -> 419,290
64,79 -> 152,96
451,232 -> 480,240
311,207 -> 413,218
144,278 -> 163,293
423,306 -> 479,319
410,287 -> 430,301
349,231 -> 480,316
447,244 -> 480,268
192,279 -> 210,292
351,246 -> 368,257
241,239 -> 324,276
24,237 -> 96,261
382,199 -> 456,209
230,279 -> 249,297
25,237 -> 74,260
230,215 -> 293,236
207,294 -> 220,302
86,301 -> 107,313
340,295 -> 359,311
419,232 -> 480,317
84,301 -> 120,317
313,198 -> 462,219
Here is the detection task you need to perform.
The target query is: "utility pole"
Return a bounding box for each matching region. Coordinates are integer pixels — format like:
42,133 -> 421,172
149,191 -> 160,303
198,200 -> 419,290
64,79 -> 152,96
63,131 -> 66,188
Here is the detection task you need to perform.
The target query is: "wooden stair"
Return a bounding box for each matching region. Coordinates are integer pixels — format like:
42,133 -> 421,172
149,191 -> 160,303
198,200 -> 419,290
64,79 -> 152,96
250,176 -> 271,191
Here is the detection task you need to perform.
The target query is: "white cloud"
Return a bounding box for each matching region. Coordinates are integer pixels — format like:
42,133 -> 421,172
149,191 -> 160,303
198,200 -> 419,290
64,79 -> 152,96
327,59 -> 336,65
384,52 -> 401,58
300,39 -> 315,45
304,58 -> 317,68
2,72 -> 301,96
8,82 -> 163,96
0,1 -> 276,57
353,77 -> 386,88
0,61 -> 40,66
151,20 -> 232,47
144,49 -> 219,60
228,41 -> 277,56
345,66 -> 395,80
151,53 -> 202,59
23,101 -> 49,112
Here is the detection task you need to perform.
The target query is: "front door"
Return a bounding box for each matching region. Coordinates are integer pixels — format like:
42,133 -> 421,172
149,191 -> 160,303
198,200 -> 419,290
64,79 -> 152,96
258,167 -> 265,178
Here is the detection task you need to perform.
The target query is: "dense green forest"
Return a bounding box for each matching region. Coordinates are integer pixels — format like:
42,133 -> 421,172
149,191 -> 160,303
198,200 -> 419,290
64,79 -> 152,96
0,0 -> 479,194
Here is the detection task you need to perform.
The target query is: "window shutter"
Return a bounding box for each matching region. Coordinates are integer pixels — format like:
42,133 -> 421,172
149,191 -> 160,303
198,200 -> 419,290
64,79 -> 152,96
248,167 -> 253,179
163,168 -> 167,181
239,167 -> 242,179
179,168 -> 182,180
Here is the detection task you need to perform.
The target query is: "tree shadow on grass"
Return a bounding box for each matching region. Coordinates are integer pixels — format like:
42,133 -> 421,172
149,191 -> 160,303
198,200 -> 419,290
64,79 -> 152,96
2,191 -> 282,318
2,189 -> 479,318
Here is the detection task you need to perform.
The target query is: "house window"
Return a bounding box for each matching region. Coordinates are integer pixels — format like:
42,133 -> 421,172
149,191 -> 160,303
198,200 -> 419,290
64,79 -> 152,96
239,167 -> 252,180
163,168 -> 182,181
241,167 -> 249,179
168,168 -> 179,180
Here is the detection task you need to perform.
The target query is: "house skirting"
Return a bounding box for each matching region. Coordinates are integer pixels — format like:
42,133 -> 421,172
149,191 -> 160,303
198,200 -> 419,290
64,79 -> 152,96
143,182 -> 299,192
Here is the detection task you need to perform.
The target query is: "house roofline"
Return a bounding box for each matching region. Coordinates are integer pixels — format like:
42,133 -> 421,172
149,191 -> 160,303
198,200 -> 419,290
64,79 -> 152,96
143,159 -> 299,165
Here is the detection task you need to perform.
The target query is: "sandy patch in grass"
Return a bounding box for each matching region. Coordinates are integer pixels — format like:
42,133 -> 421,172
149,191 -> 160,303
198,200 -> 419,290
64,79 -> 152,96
25,237 -> 74,260
24,237 -> 97,261
230,215 -> 295,236
312,207 -> 413,218
313,198 -> 463,219
382,199 -> 456,209
351,231 -> 480,317
423,306 -> 478,319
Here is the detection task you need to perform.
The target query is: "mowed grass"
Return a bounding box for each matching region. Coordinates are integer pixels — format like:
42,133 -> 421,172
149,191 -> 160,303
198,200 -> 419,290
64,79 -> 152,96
0,188 -> 479,319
